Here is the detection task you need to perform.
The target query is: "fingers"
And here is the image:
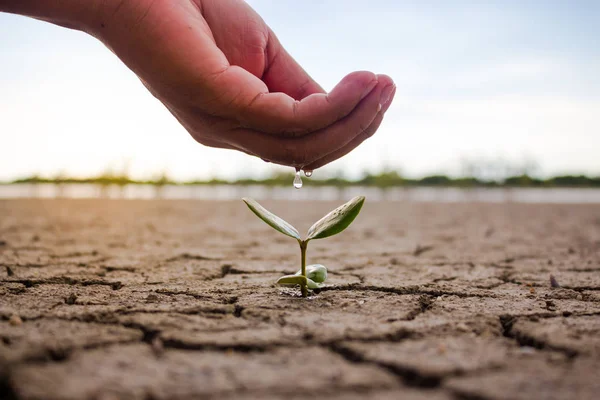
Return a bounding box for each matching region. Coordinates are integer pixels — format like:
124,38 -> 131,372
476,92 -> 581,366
220,74 -> 395,167
304,114 -> 385,171
196,0 -> 375,136
213,67 -> 378,136
261,29 -> 325,100
303,85 -> 396,170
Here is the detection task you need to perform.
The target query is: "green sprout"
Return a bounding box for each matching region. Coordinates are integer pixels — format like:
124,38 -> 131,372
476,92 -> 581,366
242,196 -> 365,297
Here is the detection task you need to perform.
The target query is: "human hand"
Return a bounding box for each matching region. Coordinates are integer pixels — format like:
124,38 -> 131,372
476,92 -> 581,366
93,0 -> 396,170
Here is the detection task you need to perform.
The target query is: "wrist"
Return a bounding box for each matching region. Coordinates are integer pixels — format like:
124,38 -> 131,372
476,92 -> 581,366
0,0 -> 107,33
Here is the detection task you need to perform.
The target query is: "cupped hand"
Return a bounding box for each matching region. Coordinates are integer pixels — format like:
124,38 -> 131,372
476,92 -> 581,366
94,0 -> 396,169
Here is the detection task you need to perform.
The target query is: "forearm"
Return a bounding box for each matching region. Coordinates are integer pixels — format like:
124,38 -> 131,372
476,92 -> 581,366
0,0 -> 110,32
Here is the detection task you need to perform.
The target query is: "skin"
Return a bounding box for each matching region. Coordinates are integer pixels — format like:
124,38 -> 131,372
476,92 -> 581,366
1,0 -> 396,170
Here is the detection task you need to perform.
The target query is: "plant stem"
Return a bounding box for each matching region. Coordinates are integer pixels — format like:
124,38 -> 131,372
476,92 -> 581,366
300,240 -> 308,297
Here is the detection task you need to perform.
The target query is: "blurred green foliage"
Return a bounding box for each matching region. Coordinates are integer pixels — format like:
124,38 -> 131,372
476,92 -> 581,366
7,172 -> 600,187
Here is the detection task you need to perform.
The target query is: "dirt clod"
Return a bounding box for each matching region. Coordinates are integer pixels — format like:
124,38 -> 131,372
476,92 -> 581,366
146,293 -> 159,303
9,314 -> 23,326
545,300 -> 557,311
65,293 -> 77,305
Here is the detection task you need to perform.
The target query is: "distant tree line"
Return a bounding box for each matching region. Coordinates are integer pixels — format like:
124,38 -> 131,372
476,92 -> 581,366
7,171 -> 600,188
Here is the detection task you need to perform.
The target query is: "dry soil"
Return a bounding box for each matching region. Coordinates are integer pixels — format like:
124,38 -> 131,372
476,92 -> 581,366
1,199 -> 599,400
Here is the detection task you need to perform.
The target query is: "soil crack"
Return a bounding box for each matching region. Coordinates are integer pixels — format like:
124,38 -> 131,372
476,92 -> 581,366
328,342 -> 442,388
165,253 -> 220,262
321,283 -> 495,299
499,315 -> 578,358
2,277 -> 122,290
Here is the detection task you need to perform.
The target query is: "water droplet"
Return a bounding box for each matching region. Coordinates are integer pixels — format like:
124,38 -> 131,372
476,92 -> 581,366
293,170 -> 303,189
303,170 -> 313,178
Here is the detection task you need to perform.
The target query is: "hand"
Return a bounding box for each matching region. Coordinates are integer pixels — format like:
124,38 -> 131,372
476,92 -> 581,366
95,0 -> 397,169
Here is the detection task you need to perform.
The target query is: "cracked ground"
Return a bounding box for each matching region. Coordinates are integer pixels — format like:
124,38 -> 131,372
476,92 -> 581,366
1,199 -> 599,400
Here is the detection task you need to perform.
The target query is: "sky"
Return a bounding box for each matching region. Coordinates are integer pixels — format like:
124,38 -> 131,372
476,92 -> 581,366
1,0 -> 599,181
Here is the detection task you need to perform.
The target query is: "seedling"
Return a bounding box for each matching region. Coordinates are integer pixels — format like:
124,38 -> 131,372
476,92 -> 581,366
242,196 -> 365,297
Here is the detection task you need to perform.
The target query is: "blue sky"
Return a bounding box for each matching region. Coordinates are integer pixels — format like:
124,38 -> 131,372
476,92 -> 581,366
1,0 -> 599,181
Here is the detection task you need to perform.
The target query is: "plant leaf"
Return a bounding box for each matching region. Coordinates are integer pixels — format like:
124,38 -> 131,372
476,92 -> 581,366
296,264 -> 327,283
243,198 -> 301,240
306,196 -> 365,240
277,274 -> 307,286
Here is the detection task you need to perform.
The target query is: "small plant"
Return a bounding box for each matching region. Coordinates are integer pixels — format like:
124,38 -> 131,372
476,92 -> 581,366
242,196 -> 365,297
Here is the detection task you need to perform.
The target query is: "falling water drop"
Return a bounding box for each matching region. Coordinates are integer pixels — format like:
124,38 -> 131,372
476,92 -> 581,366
293,170 -> 303,189
303,170 -> 313,178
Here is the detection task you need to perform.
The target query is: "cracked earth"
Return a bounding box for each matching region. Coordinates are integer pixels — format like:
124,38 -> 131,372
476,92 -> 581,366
1,199 -> 599,400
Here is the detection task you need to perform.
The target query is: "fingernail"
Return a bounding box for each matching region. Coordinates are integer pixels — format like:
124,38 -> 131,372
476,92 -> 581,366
379,84 -> 396,113
361,79 -> 378,100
